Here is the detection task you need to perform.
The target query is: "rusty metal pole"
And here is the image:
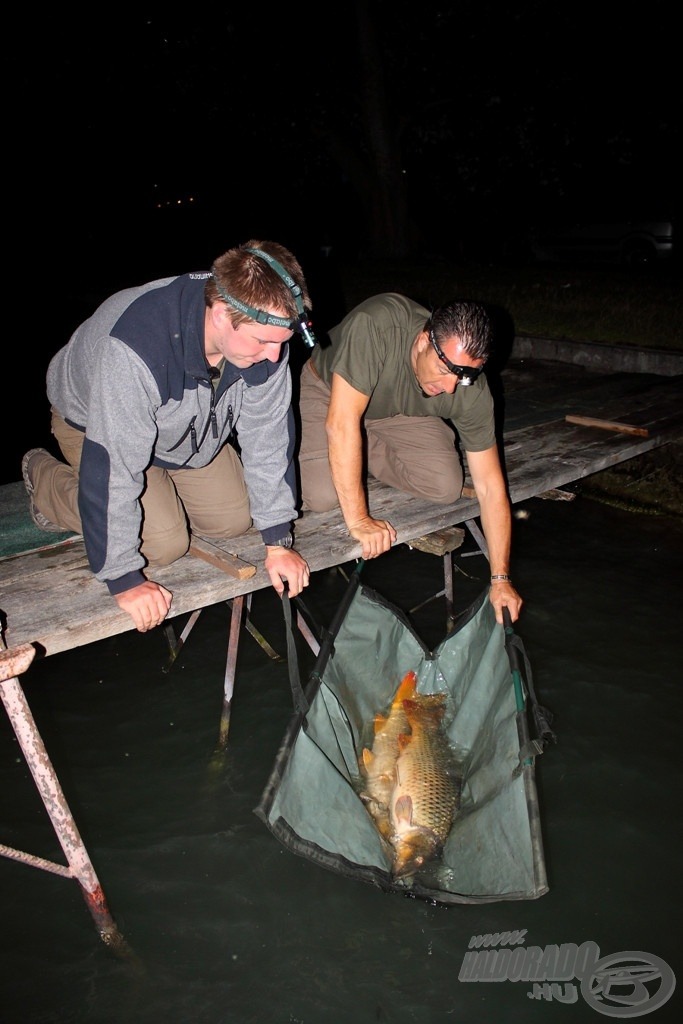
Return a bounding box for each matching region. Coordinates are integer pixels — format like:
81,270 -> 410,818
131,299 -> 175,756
0,671 -> 130,953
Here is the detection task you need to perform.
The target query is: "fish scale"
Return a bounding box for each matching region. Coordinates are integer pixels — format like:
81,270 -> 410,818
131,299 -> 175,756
359,669 -> 417,838
389,695 -> 462,879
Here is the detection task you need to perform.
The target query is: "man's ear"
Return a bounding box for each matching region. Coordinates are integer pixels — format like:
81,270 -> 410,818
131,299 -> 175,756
211,302 -> 232,330
415,330 -> 430,353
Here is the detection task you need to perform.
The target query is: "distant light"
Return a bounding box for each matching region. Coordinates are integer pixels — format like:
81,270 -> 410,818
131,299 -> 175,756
154,195 -> 198,211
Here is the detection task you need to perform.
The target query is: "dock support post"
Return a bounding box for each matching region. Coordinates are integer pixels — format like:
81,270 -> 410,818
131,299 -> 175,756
408,527 -> 466,628
464,518 -> 489,558
216,595 -> 245,750
0,671 -> 130,954
163,610 -> 203,672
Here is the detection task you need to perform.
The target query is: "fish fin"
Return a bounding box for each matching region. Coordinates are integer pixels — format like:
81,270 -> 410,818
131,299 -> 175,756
392,670 -> 417,707
397,732 -> 412,751
361,748 -> 374,769
373,713 -> 387,735
393,794 -> 414,825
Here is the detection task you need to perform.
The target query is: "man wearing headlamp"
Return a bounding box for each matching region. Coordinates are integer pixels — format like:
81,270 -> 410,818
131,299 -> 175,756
298,292 -> 522,623
22,240 -> 313,632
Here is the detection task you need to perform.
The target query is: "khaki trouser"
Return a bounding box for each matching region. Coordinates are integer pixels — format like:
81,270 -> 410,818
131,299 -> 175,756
33,410 -> 251,567
298,360 -> 463,512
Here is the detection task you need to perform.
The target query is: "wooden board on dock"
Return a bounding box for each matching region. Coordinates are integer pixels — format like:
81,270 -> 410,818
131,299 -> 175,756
564,415 -> 649,436
188,537 -> 257,579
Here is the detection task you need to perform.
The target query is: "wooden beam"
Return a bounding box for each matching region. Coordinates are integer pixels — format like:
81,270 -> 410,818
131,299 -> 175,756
408,527 -> 466,556
188,538 -> 257,580
565,415 -> 649,437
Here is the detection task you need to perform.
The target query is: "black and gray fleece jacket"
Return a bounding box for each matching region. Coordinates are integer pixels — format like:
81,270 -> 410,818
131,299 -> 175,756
47,273 -> 297,595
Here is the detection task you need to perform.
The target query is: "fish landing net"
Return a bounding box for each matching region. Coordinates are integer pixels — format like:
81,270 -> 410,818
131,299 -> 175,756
255,574 -> 554,905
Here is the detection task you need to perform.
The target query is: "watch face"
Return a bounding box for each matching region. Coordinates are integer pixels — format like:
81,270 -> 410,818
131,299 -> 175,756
274,535 -> 293,548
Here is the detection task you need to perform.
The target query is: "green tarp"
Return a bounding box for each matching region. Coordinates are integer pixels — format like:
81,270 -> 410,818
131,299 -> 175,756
255,579 -> 551,905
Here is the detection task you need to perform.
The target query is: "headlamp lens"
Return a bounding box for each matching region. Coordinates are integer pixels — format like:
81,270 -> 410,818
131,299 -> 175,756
429,330 -> 484,383
295,313 -> 317,349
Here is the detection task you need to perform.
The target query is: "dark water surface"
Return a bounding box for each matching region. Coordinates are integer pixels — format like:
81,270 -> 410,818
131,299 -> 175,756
1,495 -> 681,1023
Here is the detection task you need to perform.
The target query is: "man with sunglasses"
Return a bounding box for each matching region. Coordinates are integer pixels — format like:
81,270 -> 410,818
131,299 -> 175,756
298,291 -> 522,622
21,241 -> 313,632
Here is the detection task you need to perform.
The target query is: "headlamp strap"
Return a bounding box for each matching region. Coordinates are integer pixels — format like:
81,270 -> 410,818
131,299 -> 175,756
244,248 -> 305,317
213,247 -> 316,348
212,283 -> 293,329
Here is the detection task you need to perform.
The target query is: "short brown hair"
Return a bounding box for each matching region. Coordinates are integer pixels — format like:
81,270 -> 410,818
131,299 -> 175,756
206,239 -> 312,328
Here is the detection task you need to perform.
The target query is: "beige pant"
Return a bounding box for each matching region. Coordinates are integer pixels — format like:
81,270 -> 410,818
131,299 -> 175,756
297,360 -> 463,512
33,411 -> 251,567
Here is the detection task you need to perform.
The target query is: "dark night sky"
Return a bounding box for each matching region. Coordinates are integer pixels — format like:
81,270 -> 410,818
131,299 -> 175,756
17,4 -> 679,276
6,2 -> 681,482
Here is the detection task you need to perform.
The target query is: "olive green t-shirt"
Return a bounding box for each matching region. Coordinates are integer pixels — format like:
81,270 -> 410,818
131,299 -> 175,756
311,292 -> 495,452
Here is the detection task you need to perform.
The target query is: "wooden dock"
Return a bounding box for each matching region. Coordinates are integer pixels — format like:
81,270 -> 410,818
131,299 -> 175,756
2,358 -> 681,661
1,352 -> 681,947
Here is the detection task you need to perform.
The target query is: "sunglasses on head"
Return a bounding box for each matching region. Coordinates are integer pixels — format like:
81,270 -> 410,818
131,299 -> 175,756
429,329 -> 485,385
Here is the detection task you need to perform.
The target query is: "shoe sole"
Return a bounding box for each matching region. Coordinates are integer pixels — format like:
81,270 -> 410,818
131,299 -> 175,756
21,449 -> 68,533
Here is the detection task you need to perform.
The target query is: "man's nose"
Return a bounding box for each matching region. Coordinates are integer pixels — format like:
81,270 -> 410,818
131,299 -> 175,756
264,344 -> 283,363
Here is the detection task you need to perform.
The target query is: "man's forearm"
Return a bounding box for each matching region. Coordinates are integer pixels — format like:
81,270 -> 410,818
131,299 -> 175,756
478,490 -> 512,576
327,428 -> 370,528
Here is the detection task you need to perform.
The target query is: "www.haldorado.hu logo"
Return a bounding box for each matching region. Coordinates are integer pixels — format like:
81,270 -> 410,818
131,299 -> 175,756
459,930 -> 675,1017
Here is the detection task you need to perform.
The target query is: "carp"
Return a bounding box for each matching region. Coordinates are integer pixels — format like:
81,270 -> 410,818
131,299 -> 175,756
359,669 -> 417,839
388,694 -> 462,879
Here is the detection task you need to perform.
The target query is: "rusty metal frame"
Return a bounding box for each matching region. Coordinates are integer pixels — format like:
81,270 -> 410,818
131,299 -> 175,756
0,645 -> 130,953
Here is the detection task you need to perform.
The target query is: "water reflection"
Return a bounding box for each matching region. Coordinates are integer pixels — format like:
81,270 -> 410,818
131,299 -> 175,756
1,496 -> 681,1023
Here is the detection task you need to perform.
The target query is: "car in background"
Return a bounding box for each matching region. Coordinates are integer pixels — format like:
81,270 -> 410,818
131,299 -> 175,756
530,218 -> 674,267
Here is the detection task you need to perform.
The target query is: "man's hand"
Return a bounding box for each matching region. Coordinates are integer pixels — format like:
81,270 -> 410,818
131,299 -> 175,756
264,547 -> 311,597
115,580 -> 174,632
488,580 -> 523,624
348,515 -> 397,560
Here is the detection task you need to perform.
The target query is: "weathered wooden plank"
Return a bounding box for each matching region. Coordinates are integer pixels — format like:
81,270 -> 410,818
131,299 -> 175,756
500,417 -> 676,502
1,368 -> 680,660
537,488 -> 577,502
188,537 -> 257,579
409,527 -> 466,556
565,415 -> 649,437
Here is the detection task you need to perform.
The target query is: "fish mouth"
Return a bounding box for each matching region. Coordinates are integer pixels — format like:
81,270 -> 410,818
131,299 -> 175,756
391,829 -> 443,880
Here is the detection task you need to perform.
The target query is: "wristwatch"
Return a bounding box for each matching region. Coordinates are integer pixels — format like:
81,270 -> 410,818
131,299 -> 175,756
269,534 -> 293,549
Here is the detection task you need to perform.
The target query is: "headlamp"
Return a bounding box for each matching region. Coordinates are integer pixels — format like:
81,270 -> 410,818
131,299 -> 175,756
429,329 -> 484,385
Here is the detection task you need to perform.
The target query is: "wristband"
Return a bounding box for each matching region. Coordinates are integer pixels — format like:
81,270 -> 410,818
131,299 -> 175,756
490,574 -> 512,584
268,534 -> 293,549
